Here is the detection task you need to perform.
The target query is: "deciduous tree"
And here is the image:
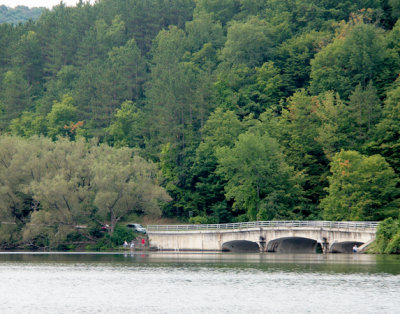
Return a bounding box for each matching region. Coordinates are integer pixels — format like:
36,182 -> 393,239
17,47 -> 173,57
321,150 -> 400,221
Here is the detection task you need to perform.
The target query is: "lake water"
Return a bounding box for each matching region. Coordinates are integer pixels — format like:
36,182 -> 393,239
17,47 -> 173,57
0,252 -> 399,313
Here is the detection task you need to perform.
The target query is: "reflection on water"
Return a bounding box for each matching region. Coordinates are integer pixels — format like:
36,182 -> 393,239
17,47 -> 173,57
1,251 -> 399,274
0,252 -> 399,313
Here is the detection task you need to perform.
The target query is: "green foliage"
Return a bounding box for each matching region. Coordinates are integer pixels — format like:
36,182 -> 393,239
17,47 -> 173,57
0,70 -> 31,130
277,30 -> 331,96
315,91 -> 348,160
264,90 -> 329,217
368,79 -> 400,173
46,95 -> 79,140
10,112 -> 48,137
92,144 -> 170,232
106,101 -> 144,148
310,22 -> 399,98
216,129 -> 304,220
0,224 -> 20,249
321,150 -> 400,221
215,62 -> 285,118
194,0 -> 240,26
385,232 -> 400,254
371,218 -> 400,254
109,225 -> 136,246
87,225 -> 138,250
220,16 -> 274,67
316,83 -> 381,158
185,109 -> 245,222
185,11 -> 224,54
264,0 -> 382,33
189,216 -> 210,224
0,135 -> 169,249
389,0 -> 400,19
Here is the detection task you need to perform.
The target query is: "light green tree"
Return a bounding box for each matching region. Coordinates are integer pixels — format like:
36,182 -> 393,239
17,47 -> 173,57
321,150 -> 400,221
91,145 -> 170,233
46,94 -> 79,140
23,138 -> 94,246
106,101 -> 144,148
220,16 -> 273,68
0,136 -> 44,226
310,22 -> 398,98
216,130 -> 303,220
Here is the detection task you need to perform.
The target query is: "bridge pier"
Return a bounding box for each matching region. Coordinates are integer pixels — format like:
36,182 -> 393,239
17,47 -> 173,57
319,237 -> 329,254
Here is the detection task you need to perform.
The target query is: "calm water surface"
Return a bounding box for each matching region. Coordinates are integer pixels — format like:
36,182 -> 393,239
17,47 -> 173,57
0,252 -> 399,313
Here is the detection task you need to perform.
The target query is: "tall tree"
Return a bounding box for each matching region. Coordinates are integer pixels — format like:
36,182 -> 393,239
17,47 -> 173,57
12,31 -> 43,89
263,90 -> 328,217
347,82 -> 381,146
0,70 -> 31,130
91,145 -> 170,233
145,26 -> 211,157
186,108 -> 245,222
216,129 -> 304,220
315,83 -> 381,157
368,79 -> 400,173
314,91 -> 349,160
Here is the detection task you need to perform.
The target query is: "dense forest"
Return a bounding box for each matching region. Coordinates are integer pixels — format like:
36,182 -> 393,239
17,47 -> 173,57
1,0 -> 400,250
0,5 -> 44,24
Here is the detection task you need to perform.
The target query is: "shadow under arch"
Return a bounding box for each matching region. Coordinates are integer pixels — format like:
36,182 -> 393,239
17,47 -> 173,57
329,241 -> 364,253
222,240 -> 260,253
267,237 -> 318,253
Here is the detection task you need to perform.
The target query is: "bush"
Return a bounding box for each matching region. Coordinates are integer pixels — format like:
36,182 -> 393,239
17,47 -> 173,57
84,225 -> 136,251
371,218 -> 400,253
109,225 -> 135,246
385,232 -> 400,254
189,216 -> 209,224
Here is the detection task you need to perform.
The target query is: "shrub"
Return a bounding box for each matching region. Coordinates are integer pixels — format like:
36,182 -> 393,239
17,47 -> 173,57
372,218 -> 400,253
189,216 -> 209,224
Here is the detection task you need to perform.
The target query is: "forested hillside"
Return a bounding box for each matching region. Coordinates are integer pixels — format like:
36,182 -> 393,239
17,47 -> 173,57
1,0 -> 400,250
0,5 -> 44,24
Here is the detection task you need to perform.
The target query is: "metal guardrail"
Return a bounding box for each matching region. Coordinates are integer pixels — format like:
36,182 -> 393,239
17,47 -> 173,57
146,221 -> 379,232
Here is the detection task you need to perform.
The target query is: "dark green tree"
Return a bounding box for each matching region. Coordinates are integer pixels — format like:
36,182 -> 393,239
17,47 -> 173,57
187,108 -> 245,222
0,70 -> 32,130
262,90 -> 329,217
368,79 -> 400,173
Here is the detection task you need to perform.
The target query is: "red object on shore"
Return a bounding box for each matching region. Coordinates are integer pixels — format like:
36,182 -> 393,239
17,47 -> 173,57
141,238 -> 145,246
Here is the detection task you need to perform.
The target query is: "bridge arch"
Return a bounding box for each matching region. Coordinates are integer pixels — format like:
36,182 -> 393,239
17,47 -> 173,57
266,237 -> 319,253
329,241 -> 364,253
222,240 -> 260,253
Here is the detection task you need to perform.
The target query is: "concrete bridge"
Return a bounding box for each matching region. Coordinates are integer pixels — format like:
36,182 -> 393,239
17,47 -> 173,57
147,221 -> 379,253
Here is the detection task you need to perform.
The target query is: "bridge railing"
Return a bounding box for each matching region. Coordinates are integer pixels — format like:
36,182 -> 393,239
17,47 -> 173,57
146,220 -> 379,232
